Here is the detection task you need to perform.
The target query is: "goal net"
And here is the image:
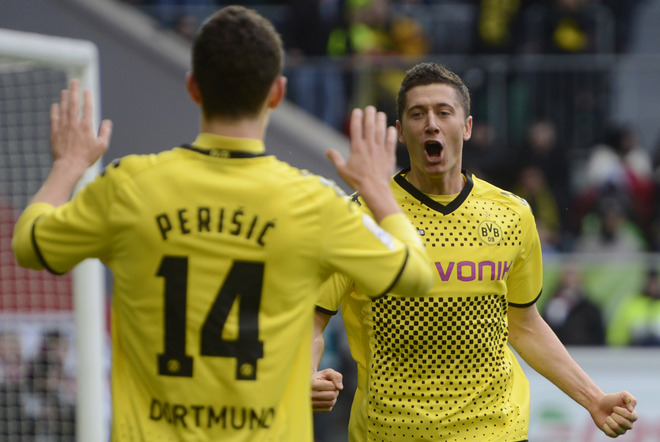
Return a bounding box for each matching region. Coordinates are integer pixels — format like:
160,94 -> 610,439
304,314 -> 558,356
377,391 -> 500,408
0,29 -> 107,442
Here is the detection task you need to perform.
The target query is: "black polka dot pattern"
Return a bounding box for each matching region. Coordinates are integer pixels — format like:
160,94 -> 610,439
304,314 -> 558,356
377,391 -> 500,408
368,294 -> 524,439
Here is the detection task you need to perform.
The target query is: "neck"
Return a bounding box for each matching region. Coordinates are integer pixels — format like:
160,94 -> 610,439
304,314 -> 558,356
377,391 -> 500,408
406,166 -> 465,195
201,110 -> 270,140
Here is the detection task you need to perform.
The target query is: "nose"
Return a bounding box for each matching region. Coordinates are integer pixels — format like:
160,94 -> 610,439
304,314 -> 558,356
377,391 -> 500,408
425,114 -> 440,134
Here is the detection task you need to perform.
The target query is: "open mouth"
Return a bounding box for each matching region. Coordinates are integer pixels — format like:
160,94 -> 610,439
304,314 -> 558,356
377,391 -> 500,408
424,141 -> 443,158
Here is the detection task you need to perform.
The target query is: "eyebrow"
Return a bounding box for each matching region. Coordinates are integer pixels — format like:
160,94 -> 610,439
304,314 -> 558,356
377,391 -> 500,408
407,102 -> 455,113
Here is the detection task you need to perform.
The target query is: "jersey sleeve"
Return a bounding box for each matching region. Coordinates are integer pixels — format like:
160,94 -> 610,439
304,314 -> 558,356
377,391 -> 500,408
12,166 -> 117,274
506,205 -> 543,306
319,194 -> 433,300
316,271 -> 353,315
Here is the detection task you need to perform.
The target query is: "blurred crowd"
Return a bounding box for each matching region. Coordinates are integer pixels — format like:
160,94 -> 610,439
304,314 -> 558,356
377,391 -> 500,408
0,328 -> 76,441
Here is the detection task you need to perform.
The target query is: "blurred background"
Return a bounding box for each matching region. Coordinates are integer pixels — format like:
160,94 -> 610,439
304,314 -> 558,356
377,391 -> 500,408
1,0 -> 660,441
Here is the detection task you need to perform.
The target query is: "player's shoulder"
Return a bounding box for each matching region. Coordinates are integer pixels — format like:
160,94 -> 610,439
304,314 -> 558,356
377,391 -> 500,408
99,151 -> 163,179
274,162 -> 350,201
471,174 -> 533,216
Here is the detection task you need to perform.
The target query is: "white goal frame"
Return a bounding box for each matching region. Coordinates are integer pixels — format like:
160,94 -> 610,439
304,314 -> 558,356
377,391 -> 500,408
0,28 -> 108,442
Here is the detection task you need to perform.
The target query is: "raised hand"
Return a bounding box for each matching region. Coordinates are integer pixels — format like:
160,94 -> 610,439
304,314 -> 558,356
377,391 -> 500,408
326,106 -> 397,195
30,79 -> 113,207
50,78 -> 112,173
326,106 -> 399,222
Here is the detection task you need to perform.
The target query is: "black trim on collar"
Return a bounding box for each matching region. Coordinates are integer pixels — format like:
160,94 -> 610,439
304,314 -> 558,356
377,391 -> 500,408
393,168 -> 474,215
180,144 -> 266,158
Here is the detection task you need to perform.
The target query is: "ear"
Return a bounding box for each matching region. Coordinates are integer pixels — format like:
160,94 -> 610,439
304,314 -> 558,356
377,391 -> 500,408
186,72 -> 202,105
396,120 -> 405,144
266,76 -> 287,109
463,116 -> 473,141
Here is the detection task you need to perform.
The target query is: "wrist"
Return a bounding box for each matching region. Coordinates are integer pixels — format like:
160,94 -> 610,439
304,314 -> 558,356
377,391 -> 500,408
52,157 -> 91,179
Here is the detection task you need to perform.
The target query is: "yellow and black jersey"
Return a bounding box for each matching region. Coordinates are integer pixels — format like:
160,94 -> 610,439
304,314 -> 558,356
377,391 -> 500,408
13,134 -> 430,442
317,170 -> 543,442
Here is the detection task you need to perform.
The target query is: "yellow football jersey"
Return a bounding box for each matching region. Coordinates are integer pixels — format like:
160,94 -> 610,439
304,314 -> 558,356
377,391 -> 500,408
13,134 -> 429,442
318,170 -> 543,442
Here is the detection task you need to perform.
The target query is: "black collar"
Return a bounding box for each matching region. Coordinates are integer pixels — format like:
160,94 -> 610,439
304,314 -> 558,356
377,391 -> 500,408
180,144 -> 266,158
393,168 -> 473,215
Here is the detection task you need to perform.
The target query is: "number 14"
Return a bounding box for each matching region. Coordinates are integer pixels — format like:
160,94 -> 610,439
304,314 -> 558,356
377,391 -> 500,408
156,256 -> 264,380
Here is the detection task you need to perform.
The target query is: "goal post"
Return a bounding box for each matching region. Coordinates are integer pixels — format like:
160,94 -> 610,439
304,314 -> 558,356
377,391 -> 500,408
0,28 -> 108,442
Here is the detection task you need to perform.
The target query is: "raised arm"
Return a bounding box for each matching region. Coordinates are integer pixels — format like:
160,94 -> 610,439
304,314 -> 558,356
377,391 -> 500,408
507,304 -> 638,438
327,105 -> 433,298
13,79 -> 113,270
33,79 -> 112,207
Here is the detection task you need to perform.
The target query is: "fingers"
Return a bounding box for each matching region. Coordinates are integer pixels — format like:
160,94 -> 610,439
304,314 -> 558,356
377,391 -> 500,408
98,119 -> 113,148
363,106 -> 376,146
613,405 -> 638,422
374,109 -> 387,149
59,88 -> 70,131
623,392 -> 637,411
50,103 -> 61,140
311,380 -> 340,413
315,368 -> 343,390
82,88 -> 94,123
601,406 -> 637,438
350,108 -> 364,143
67,79 -> 79,127
325,148 -> 345,171
385,125 -> 398,157
352,106 -> 388,143
49,78 -> 111,166
311,370 -> 342,414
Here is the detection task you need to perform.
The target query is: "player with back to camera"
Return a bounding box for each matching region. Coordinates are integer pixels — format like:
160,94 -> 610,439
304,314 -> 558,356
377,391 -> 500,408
311,62 -> 638,441
11,6 -> 435,441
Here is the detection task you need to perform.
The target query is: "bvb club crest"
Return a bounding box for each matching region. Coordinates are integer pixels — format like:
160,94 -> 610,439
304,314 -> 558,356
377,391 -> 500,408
479,220 -> 502,245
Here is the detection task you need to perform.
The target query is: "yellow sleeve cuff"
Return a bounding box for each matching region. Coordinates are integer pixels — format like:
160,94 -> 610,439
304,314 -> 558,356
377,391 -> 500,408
12,202 -> 55,269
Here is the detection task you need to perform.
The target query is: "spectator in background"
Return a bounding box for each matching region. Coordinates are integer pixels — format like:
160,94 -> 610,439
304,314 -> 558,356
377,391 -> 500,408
0,330 -> 32,440
515,118 -> 571,244
284,0 -> 348,130
573,123 -> 656,248
521,0 -> 610,154
516,120 -> 570,205
462,119 -> 511,189
521,0 -> 602,55
25,329 -> 76,442
474,0 -> 527,54
607,267 -> 660,347
543,266 -> 606,346
173,12 -> 200,42
320,0 -> 431,127
650,137 -> 660,251
512,165 -> 562,253
601,0 -> 646,53
573,194 -> 648,255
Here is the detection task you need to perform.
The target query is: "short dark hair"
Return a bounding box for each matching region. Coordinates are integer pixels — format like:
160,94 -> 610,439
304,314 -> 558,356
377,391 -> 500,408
396,62 -> 471,121
191,6 -> 283,119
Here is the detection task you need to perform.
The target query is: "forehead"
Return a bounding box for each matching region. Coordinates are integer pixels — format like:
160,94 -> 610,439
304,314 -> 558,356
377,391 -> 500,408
404,83 -> 462,112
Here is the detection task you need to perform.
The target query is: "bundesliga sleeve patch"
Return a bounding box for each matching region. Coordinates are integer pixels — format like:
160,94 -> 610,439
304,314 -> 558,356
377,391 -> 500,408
362,213 -> 395,250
